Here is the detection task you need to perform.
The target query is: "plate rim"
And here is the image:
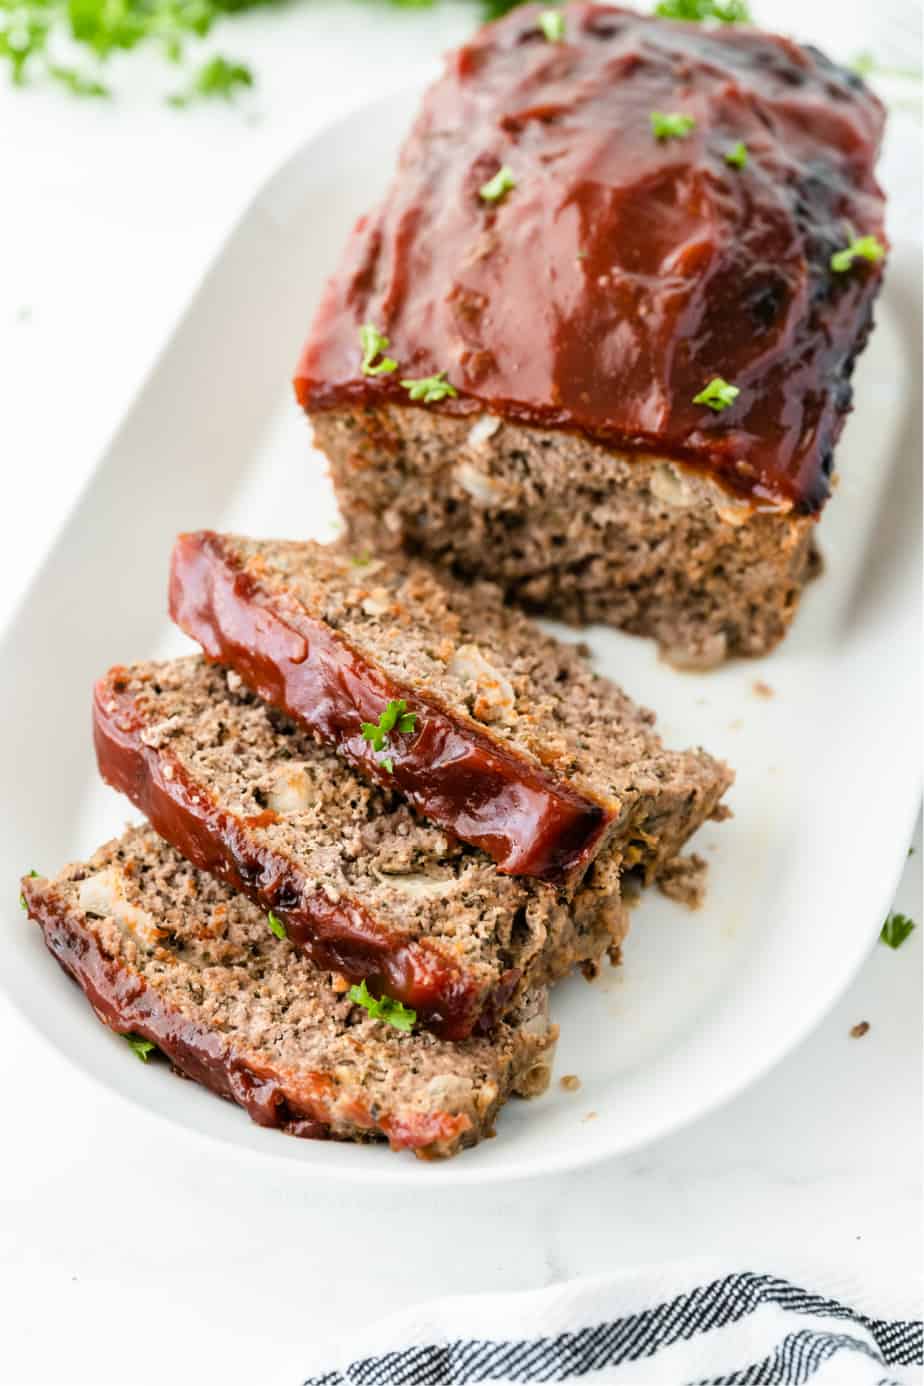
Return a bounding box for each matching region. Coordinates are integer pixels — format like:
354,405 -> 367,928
1,88 -> 921,1188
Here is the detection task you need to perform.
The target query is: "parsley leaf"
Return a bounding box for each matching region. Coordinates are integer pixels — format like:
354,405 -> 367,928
650,110 -> 695,141
538,8 -> 564,42
654,0 -> 751,20
361,699 -> 417,773
830,234 -> 885,274
880,912 -> 916,950
267,910 -> 287,940
125,1034 -> 156,1062
724,140 -> 748,168
693,377 -> 740,412
348,979 -> 416,1033
359,323 -> 398,377
479,164 -> 516,203
169,54 -> 252,107
400,372 -> 457,404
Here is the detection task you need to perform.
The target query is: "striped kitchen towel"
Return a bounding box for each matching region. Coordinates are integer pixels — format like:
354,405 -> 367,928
303,1266 -> 923,1386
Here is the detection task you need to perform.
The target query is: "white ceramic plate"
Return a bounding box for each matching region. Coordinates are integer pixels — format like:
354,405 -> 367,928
1,87 -> 920,1186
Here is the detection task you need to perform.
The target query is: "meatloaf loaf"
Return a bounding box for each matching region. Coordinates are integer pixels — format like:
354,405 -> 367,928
295,3 -> 887,666
93,657 -> 628,1040
170,532 -> 732,887
22,827 -> 556,1158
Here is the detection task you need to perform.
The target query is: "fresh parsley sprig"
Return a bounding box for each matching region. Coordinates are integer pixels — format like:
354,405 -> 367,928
651,110 -> 695,141
830,234 -> 885,274
693,377 -> 740,412
880,912 -> 916,950
400,372 -> 457,404
348,979 -> 416,1033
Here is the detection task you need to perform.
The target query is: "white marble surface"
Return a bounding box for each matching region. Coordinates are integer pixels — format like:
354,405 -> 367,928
0,4 -> 921,1384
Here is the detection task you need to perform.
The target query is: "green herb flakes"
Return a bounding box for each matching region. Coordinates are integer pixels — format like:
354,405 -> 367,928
479,164 -> 516,203
650,110 -> 696,141
693,377 -> 740,412
19,869 -> 38,912
267,910 -> 287,941
400,372 -> 457,404
724,140 -> 748,168
830,235 -> 885,274
361,700 -> 416,773
359,324 -> 398,378
348,979 -> 416,1033
538,8 -> 564,42
654,0 -> 751,20
125,1034 -> 155,1062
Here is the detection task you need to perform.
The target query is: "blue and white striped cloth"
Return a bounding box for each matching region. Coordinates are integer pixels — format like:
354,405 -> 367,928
304,1267 -> 923,1386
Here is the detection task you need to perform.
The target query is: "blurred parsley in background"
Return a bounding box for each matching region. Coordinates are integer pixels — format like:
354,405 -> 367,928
0,0 -> 755,107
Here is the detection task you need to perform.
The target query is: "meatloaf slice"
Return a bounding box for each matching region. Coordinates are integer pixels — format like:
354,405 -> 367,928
296,4 -> 886,664
93,658 -> 628,1040
169,532 -> 732,887
22,827 -> 556,1159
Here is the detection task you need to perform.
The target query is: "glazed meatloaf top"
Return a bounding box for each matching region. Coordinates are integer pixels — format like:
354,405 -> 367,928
170,532 -> 732,886
23,827 -> 556,1159
294,2 -> 886,514
93,657 -> 627,1039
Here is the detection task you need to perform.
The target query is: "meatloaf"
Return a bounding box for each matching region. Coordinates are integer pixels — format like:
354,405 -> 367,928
22,827 -> 556,1159
93,657 -> 628,1039
169,532 -> 732,887
295,3 -> 887,666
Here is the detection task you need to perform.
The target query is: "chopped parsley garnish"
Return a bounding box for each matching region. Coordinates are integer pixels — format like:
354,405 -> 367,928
479,164 -> 516,203
724,140 -> 748,168
830,235 -> 885,274
538,8 -> 565,42
168,55 -> 253,108
654,0 -> 751,20
651,110 -> 696,141
400,372 -> 457,404
359,324 -> 398,378
350,551 -> 372,567
880,912 -> 916,950
19,868 -> 39,911
125,1034 -> 155,1062
361,700 -> 416,773
348,979 -> 416,1033
267,910 -> 287,940
693,377 -> 740,412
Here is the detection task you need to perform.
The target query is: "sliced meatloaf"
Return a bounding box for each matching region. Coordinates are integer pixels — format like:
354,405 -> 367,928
22,827 -> 556,1158
295,4 -> 886,665
93,658 -> 628,1040
170,532 -> 732,887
